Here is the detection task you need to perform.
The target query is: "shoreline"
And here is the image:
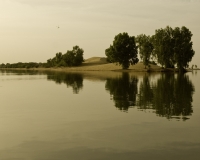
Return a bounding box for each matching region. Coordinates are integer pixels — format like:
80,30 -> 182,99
0,57 -> 198,72
1,66 -> 197,72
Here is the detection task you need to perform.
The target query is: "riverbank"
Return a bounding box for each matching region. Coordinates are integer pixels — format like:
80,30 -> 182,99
1,57 -> 198,72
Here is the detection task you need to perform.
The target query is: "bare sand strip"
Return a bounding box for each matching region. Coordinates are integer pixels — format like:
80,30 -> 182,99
2,57 -> 181,74
33,57 -> 163,72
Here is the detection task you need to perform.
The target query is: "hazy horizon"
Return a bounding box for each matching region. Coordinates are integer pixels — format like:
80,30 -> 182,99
1,0 -> 199,66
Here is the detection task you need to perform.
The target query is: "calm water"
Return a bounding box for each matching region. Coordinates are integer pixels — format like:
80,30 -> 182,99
0,70 -> 200,160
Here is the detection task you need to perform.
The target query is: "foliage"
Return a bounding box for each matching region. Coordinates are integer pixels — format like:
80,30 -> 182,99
105,32 -> 139,69
0,62 -> 43,68
151,26 -> 195,71
136,34 -> 154,68
47,45 -> 84,67
173,26 -> 195,71
151,26 -> 175,68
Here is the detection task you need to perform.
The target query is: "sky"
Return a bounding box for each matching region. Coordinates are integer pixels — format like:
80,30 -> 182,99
0,0 -> 200,65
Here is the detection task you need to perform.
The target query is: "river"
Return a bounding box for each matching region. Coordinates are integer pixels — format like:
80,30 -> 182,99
0,70 -> 200,160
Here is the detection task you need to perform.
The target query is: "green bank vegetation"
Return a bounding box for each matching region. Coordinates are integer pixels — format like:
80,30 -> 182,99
106,26 -> 195,71
0,26 -> 196,72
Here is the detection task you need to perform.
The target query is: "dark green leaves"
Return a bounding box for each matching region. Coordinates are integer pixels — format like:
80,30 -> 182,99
47,45 -> 84,67
151,26 -> 195,71
105,32 -> 139,69
136,34 -> 153,68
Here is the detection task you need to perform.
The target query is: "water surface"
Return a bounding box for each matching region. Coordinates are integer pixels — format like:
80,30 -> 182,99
0,70 -> 200,160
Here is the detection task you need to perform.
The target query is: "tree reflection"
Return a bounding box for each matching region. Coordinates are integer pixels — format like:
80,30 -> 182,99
0,69 -> 42,75
106,72 -> 194,120
105,73 -> 138,111
47,72 -> 83,94
137,74 -> 154,109
137,73 -> 195,120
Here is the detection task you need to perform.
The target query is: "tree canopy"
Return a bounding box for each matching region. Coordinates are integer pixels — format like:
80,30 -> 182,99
136,34 -> 154,68
105,32 -> 139,69
47,45 -> 84,67
173,26 -> 195,71
105,26 -> 195,71
151,26 -> 195,71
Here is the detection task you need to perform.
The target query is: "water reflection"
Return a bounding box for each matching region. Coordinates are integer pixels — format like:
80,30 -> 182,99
0,69 -> 42,75
106,73 -> 195,120
47,72 -> 83,94
105,73 -> 138,111
0,70 -> 83,94
0,69 -> 195,119
137,75 -> 154,109
151,73 -> 194,120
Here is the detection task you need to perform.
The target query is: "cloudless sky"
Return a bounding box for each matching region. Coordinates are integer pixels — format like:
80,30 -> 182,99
0,0 -> 199,65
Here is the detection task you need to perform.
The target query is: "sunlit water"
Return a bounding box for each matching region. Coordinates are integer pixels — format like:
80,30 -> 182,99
0,70 -> 200,160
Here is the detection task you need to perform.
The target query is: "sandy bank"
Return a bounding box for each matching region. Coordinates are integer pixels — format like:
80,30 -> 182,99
2,57 -> 191,72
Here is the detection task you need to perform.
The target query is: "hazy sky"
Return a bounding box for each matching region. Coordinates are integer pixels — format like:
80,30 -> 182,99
0,0 -> 199,65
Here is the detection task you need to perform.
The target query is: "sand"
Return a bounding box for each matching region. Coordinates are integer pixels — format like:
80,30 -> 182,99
38,57 -> 163,72
2,57 -> 176,73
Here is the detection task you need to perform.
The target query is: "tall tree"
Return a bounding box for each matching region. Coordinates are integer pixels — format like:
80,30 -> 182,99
105,32 -> 139,69
55,52 -> 63,64
151,26 -> 195,70
173,26 -> 195,71
136,34 -> 153,68
72,45 -> 84,66
151,26 -> 174,68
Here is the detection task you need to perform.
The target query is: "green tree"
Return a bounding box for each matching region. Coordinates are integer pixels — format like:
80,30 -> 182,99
72,45 -> 84,66
173,26 -> 195,72
151,26 -> 174,68
105,32 -> 139,69
55,52 -> 63,64
47,45 -> 84,67
136,34 -> 153,68
63,51 -> 75,67
63,45 -> 84,66
47,58 -> 53,67
151,26 -> 195,71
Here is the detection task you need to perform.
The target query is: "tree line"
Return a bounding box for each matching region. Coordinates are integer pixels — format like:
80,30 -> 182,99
106,26 -> 195,71
0,46 -> 84,69
0,26 -> 195,71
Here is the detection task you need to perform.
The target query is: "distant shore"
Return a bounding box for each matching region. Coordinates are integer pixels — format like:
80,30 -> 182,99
0,57 -> 198,72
